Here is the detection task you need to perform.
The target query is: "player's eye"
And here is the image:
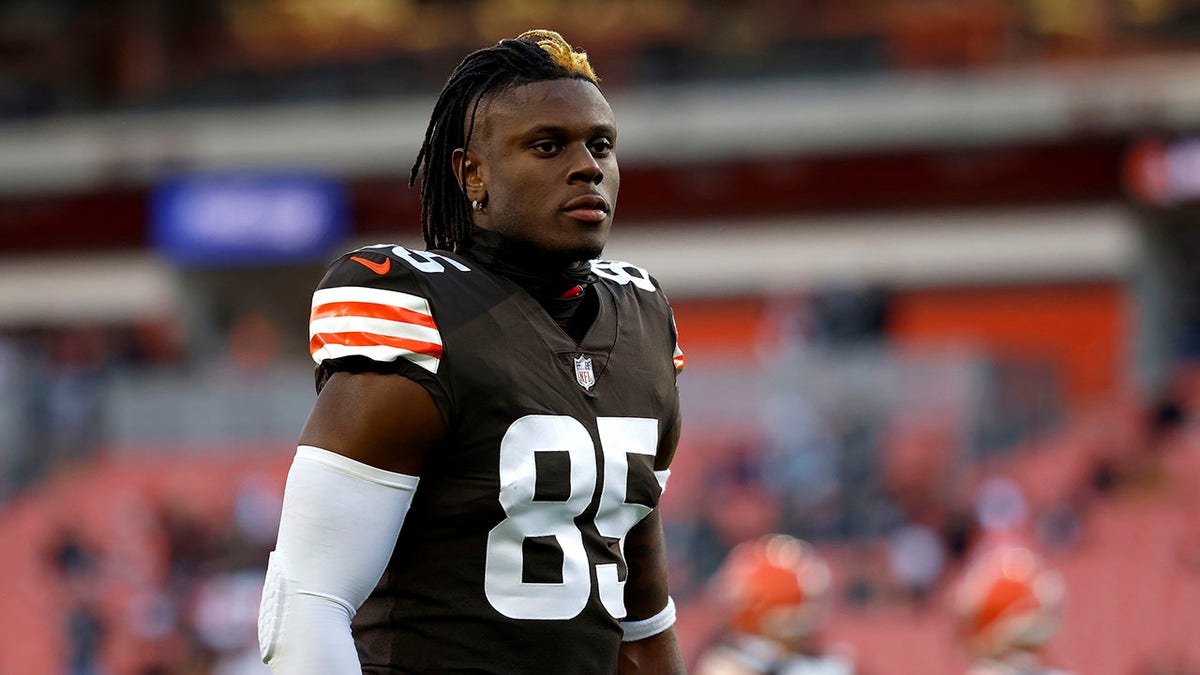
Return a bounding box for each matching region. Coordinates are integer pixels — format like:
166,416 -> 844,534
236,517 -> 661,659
532,140 -> 561,155
589,138 -> 614,156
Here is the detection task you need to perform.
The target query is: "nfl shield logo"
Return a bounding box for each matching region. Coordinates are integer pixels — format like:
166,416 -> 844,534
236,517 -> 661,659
573,355 -> 595,390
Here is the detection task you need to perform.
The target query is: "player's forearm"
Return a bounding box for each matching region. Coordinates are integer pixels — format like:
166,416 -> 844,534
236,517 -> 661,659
618,627 -> 687,675
619,507 -> 682,674
259,446 -> 419,674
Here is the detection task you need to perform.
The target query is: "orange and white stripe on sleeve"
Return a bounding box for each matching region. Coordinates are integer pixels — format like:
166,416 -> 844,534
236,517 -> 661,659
309,286 -> 443,374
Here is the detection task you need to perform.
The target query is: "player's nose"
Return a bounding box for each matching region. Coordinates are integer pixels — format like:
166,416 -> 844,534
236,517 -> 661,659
566,143 -> 603,185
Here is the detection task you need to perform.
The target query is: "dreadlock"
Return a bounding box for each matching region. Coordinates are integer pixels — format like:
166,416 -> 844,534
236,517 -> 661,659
409,30 -> 601,253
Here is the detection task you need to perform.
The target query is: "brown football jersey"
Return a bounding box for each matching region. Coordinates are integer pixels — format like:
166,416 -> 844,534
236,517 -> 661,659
308,244 -> 684,673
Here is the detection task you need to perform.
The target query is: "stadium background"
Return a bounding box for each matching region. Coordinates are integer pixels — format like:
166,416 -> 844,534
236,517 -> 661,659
1,1 -> 1200,673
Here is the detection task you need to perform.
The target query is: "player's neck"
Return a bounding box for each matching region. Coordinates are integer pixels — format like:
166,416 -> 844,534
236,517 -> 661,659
461,227 -> 598,338
462,227 -> 594,285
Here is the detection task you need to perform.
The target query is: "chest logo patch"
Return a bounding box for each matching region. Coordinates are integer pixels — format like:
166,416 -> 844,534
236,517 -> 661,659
573,355 -> 595,391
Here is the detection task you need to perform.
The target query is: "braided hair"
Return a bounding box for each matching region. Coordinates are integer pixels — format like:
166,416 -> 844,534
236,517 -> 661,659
410,30 -> 600,253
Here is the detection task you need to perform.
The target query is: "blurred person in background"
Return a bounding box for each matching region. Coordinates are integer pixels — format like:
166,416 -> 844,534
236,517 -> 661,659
46,526 -> 106,675
695,534 -> 857,675
20,327 -> 111,489
258,29 -> 685,674
953,545 -> 1072,675
885,517 -> 946,607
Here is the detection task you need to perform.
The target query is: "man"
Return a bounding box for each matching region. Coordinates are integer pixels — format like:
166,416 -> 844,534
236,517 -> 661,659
257,30 -> 686,674
695,535 -> 857,675
953,545 -> 1073,675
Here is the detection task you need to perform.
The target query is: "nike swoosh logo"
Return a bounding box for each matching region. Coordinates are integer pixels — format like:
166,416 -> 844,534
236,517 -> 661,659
350,255 -> 391,275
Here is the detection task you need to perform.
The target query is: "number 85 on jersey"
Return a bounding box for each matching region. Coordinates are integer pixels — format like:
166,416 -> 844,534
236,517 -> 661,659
484,415 -> 668,621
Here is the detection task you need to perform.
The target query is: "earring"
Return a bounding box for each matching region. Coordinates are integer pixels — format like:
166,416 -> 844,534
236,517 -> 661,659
472,199 -> 485,213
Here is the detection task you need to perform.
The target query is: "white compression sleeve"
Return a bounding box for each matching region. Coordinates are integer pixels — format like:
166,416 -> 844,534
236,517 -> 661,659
259,445 -> 419,674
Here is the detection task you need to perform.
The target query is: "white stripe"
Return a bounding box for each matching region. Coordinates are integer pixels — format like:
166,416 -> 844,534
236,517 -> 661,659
309,316 -> 442,346
672,343 -> 683,358
312,342 -> 440,374
312,286 -> 433,317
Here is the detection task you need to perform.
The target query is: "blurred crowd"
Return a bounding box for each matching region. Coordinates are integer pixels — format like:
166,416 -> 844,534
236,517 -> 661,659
664,365 -> 1200,673
0,308 -> 296,501
41,466 -> 281,675
655,288 -> 1199,673
0,322 -> 182,498
3,0 -> 1200,118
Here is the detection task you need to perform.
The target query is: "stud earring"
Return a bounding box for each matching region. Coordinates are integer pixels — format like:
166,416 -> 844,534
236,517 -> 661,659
472,199 -> 485,213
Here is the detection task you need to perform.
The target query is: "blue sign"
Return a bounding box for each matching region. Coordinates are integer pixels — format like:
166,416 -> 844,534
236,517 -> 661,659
152,172 -> 348,266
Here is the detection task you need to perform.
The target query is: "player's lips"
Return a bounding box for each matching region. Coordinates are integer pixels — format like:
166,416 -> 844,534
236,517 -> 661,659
561,194 -> 610,222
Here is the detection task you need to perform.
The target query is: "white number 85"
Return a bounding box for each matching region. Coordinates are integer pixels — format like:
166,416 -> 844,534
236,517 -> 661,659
483,415 -> 667,621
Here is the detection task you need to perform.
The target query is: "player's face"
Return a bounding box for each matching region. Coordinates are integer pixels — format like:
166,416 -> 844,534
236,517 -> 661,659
470,78 -> 619,262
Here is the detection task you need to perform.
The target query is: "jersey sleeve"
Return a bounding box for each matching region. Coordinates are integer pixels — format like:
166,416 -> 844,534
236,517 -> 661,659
308,247 -> 451,420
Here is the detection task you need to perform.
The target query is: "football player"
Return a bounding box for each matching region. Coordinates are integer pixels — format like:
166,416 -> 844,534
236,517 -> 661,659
695,535 -> 857,675
953,545 -> 1072,675
257,30 -> 686,674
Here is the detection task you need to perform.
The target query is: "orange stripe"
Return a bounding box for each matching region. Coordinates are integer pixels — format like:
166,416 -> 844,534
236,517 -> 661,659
310,332 -> 443,359
673,354 -> 686,371
310,301 -> 437,330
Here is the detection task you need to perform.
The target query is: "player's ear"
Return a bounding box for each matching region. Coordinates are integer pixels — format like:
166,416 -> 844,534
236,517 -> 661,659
452,148 -> 487,202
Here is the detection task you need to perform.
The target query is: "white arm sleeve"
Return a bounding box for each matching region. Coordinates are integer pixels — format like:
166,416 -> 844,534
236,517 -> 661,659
258,445 -> 419,674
